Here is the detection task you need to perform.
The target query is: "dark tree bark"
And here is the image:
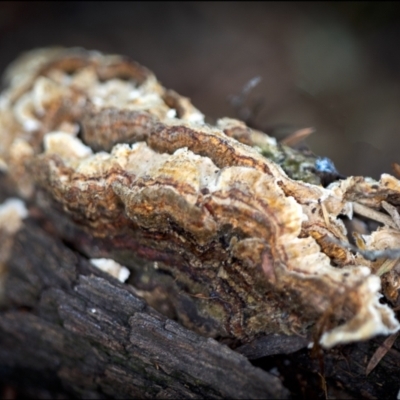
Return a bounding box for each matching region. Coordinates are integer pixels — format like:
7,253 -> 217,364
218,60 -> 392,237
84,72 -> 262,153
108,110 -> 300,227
0,219 -> 287,399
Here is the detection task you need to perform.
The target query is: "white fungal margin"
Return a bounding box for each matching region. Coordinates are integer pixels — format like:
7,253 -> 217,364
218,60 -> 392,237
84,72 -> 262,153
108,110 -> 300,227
90,258 -> 130,283
0,197 -> 28,234
319,275 -> 400,348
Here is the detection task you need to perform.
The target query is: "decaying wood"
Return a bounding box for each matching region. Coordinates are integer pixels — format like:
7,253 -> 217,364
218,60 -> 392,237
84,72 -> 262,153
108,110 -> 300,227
1,47 -> 400,398
0,220 -> 287,399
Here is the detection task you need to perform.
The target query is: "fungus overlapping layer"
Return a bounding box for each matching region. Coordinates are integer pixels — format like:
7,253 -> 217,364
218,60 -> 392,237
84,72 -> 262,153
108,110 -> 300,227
1,48 -> 399,347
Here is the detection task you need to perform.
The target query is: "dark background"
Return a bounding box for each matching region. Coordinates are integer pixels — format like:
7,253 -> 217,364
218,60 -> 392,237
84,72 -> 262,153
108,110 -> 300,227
1,1 -> 400,179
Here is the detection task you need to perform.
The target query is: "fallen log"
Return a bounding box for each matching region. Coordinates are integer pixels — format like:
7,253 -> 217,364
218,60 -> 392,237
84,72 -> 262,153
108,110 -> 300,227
1,47 -> 400,399
0,219 -> 287,399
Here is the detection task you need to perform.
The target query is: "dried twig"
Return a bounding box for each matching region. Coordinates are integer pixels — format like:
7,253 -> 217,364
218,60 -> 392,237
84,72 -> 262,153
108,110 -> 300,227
280,127 -> 315,147
366,332 -> 399,376
352,202 -> 398,230
330,237 -> 400,262
382,201 -> 400,230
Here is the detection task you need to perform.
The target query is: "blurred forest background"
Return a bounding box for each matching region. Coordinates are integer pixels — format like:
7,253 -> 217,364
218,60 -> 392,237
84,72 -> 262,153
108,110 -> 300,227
1,1 -> 400,179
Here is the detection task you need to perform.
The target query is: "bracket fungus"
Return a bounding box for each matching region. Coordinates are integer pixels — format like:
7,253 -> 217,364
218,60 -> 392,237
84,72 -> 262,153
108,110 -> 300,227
1,47 -> 400,348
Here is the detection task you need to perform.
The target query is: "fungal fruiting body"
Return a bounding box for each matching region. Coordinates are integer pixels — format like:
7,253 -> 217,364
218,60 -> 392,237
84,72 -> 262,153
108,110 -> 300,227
0,47 -> 399,347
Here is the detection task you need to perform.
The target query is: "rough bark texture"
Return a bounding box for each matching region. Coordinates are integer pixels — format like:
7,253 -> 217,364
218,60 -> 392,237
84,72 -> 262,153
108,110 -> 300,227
0,219 -> 287,399
2,216 -> 400,399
